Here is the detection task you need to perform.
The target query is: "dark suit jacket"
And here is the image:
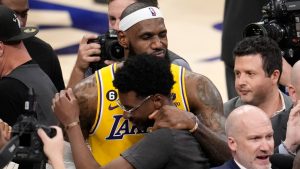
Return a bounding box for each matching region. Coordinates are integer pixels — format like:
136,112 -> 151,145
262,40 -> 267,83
211,159 -> 240,169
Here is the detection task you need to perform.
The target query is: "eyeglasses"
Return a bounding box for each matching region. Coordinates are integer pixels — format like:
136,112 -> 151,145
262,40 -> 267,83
116,95 -> 152,115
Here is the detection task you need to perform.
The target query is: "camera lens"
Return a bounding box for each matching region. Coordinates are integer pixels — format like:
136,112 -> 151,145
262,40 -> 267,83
244,22 -> 285,42
264,22 -> 286,42
243,23 -> 268,37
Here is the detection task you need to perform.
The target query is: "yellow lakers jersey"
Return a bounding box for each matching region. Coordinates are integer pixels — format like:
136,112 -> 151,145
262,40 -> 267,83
89,63 -> 190,165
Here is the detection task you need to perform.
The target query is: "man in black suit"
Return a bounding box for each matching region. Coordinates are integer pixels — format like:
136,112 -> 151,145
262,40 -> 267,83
212,105 -> 274,169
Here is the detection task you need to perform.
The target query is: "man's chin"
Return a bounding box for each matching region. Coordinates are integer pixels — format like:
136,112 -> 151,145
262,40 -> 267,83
136,120 -> 155,132
239,95 -> 254,104
253,163 -> 271,169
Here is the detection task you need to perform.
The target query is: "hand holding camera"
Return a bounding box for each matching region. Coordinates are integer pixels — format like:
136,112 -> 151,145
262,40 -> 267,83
11,88 -> 57,166
87,29 -> 124,72
76,34 -> 101,72
0,88 -> 57,169
38,126 -> 64,168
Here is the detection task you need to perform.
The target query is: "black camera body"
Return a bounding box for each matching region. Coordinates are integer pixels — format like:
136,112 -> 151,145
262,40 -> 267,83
88,29 -> 124,72
243,0 -> 300,65
12,116 -> 56,163
11,88 -> 56,165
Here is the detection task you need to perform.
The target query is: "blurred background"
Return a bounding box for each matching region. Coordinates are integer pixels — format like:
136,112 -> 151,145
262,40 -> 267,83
28,0 -> 227,100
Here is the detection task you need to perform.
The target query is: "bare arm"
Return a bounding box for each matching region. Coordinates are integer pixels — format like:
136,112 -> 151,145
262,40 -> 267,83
72,75 -> 98,139
184,71 -> 231,165
38,126 -> 65,169
279,57 -> 292,86
54,75 -> 134,169
52,86 -> 99,169
149,71 -> 231,166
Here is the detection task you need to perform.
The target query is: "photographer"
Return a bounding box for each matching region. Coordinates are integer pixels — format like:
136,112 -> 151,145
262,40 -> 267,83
0,5 -> 58,169
67,0 -> 191,88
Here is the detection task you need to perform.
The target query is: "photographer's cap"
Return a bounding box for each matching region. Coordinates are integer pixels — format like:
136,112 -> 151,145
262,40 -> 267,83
0,5 -> 38,43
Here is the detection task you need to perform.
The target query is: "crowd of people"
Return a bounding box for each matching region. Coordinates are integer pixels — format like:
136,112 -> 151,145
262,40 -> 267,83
1,0 -> 300,169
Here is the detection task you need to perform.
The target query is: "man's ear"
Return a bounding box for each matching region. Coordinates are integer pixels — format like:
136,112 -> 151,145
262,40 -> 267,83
288,84 -> 297,103
228,137 -> 237,152
118,31 -> 128,49
271,69 -> 281,84
152,94 -> 163,109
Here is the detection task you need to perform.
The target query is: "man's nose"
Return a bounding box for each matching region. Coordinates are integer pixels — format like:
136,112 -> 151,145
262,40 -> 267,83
151,37 -> 163,49
236,74 -> 247,86
260,139 -> 273,152
114,20 -> 121,31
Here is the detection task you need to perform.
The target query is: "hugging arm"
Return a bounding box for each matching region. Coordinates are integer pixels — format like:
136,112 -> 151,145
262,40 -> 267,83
185,71 -> 231,166
149,71 -> 231,166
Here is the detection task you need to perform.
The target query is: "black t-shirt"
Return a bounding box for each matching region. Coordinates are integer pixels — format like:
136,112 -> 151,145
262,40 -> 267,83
121,128 -> 209,169
24,36 -> 65,91
0,76 -> 28,125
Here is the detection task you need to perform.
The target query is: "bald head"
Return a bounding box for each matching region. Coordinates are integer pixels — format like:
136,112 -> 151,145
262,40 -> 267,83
226,105 -> 274,169
291,60 -> 300,87
289,60 -> 300,104
225,105 -> 271,137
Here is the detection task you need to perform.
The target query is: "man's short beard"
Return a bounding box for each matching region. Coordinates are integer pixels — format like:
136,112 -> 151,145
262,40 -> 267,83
128,46 -> 170,63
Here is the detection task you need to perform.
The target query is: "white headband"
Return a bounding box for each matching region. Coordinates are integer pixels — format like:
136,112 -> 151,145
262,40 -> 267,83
119,6 -> 163,31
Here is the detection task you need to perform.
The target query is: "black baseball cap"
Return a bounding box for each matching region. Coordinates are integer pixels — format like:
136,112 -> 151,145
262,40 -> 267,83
0,5 -> 38,43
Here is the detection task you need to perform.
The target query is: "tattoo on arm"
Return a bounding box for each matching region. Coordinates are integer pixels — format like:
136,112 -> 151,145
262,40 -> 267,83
73,75 -> 98,139
186,72 -> 225,135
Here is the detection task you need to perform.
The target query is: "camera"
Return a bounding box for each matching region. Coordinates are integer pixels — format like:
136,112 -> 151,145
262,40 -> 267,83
88,29 -> 124,72
11,88 -> 56,168
243,0 -> 300,65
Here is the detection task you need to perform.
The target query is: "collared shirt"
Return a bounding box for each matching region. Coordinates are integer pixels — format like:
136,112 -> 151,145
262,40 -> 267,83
271,90 -> 286,118
234,159 -> 272,169
234,159 -> 247,169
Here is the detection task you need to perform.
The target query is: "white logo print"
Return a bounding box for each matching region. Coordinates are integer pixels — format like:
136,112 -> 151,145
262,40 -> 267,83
12,14 -> 21,27
12,14 -> 17,22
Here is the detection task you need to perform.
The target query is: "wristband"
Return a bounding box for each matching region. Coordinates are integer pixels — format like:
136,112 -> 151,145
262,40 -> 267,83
189,120 -> 198,133
65,121 -> 80,130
